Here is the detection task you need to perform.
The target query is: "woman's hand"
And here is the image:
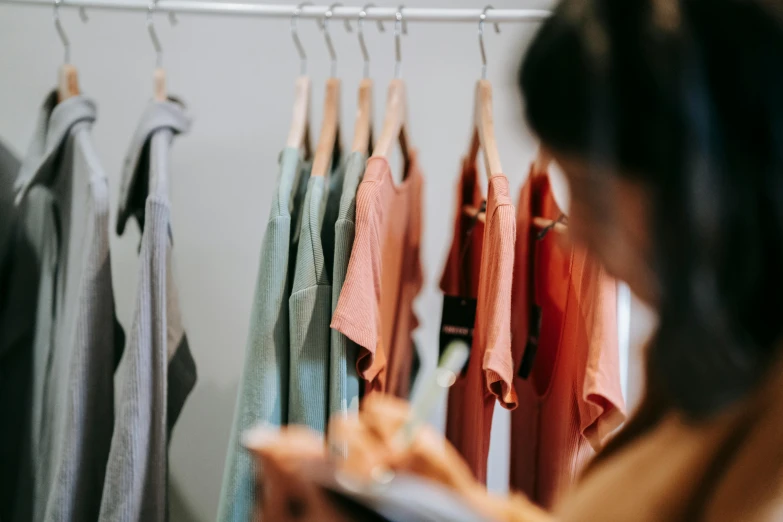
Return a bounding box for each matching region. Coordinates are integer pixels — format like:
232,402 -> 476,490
328,395 -> 486,501
246,396 -> 551,521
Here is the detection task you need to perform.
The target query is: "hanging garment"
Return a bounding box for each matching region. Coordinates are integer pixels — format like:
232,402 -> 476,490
332,153 -> 424,398
0,138 -> 38,522
288,153 -> 345,431
12,92 -> 124,522
329,151 -> 367,418
439,159 -> 517,484
99,99 -> 197,522
509,164 -> 625,508
217,147 -> 310,522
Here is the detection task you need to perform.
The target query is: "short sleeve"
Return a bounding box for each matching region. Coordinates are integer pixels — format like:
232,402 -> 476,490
577,259 -> 626,451
481,179 -> 518,410
330,181 -> 386,387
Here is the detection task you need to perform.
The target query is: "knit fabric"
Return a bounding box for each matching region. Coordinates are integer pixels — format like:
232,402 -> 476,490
13,92 -> 124,522
509,164 -> 625,508
331,154 -> 424,398
440,159 -> 517,485
288,158 -> 345,431
99,100 -> 196,522
329,151 -> 367,418
217,147 -> 310,522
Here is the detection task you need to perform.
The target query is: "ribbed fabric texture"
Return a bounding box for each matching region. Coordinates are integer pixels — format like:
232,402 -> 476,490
509,164 -> 625,508
99,116 -> 196,522
329,151 -> 367,417
13,92 -> 123,522
331,154 -> 424,398
217,148 -> 309,522
440,159 -> 517,485
288,159 -> 345,431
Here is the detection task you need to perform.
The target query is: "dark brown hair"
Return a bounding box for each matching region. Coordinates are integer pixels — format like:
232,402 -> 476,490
520,0 -> 783,459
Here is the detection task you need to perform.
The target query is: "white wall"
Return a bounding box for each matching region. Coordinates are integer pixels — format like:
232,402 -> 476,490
0,1 -> 654,520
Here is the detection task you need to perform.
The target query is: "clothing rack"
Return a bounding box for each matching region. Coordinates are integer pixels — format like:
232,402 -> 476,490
0,1 -> 550,24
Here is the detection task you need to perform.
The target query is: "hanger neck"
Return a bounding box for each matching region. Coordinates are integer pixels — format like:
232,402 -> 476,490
287,75 -> 313,159
57,63 -> 80,103
471,78 -> 502,179
311,77 -> 341,178
351,77 -> 373,154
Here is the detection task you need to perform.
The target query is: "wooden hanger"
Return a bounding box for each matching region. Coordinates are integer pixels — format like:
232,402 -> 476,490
466,78 -> 502,179
311,77 -> 341,177
57,64 -> 80,103
466,6 -> 503,181
310,4 -> 346,178
352,77 -> 373,154
372,7 -> 411,167
286,3 -> 314,157
351,4 -> 384,154
286,76 -> 313,158
372,78 -> 410,163
147,0 -> 175,103
54,0 -> 80,103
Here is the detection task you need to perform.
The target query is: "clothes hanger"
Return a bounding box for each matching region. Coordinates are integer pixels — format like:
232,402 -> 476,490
461,6 -> 502,220
54,0 -> 84,103
310,3 -> 349,178
372,5 -> 411,168
146,0 -> 177,102
287,2 -> 314,158
351,4 -> 384,154
466,5 -> 503,180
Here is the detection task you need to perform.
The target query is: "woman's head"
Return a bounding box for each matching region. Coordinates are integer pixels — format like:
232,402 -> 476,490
520,0 -> 783,417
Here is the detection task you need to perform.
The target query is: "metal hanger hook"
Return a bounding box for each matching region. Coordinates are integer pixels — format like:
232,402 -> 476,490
53,0 -> 71,64
394,5 -> 407,79
147,0 -> 163,68
358,3 -> 384,78
321,3 -> 352,78
479,5 -> 500,80
291,2 -> 312,75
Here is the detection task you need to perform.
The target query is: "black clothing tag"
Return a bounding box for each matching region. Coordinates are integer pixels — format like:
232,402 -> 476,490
439,295 -> 477,373
518,305 -> 542,379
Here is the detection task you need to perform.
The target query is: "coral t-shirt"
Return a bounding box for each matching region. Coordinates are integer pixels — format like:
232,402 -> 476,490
509,164 -> 626,508
440,159 -> 517,484
331,153 -> 424,398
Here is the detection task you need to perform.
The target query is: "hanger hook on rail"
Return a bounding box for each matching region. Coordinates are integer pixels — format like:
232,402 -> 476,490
54,0 -> 87,64
291,2 -> 313,75
321,2 -> 352,78
479,5 -> 500,80
358,3 -> 385,79
147,0 -> 176,69
394,5 -> 408,79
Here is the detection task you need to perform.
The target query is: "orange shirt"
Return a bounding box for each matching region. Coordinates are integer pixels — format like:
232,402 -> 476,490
510,165 -> 625,508
331,154 -> 424,398
440,159 -> 517,484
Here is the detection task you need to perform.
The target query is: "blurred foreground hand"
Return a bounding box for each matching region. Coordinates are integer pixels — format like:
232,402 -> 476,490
245,396 -> 550,522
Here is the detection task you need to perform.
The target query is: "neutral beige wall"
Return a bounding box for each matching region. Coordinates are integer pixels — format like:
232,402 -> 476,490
0,1 -> 655,519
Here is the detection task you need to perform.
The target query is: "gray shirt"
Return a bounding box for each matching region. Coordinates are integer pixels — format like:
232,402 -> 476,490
288,158 -> 345,431
329,151 -> 367,418
217,147 -> 310,522
99,100 -> 197,522
14,92 -> 124,522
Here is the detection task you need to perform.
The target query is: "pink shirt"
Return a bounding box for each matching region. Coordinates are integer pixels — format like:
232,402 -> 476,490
440,159 -> 518,484
510,165 -> 626,507
331,154 -> 424,398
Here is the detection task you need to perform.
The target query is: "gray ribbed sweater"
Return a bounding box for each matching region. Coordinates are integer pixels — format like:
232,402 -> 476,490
99,100 -> 196,522
13,91 -> 124,522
